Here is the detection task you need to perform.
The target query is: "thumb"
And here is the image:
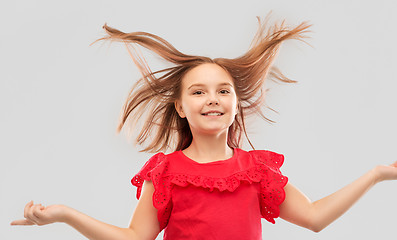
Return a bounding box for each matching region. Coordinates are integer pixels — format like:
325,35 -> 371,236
10,219 -> 35,226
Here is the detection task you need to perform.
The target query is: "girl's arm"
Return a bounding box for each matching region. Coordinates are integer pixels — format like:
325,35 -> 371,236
279,162 -> 397,232
11,180 -> 160,240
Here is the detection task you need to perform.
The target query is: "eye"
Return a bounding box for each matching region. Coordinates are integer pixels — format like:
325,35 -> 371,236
193,90 -> 203,95
220,89 -> 230,94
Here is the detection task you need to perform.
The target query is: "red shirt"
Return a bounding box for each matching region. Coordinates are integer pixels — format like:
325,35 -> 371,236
131,147 -> 288,240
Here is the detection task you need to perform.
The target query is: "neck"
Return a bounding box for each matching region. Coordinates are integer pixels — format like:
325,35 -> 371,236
182,129 -> 234,162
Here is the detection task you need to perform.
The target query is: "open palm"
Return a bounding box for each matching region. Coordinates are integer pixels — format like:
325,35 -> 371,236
11,201 -> 67,226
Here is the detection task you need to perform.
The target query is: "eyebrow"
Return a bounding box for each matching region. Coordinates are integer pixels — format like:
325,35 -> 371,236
187,82 -> 233,90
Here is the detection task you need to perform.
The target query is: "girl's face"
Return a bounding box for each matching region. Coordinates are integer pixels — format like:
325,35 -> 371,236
175,63 -> 238,135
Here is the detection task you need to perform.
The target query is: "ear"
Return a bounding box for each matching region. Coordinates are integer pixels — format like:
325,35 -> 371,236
174,100 -> 186,118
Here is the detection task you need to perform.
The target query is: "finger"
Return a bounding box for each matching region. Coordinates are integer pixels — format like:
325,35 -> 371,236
33,205 -> 46,218
32,204 -> 45,219
24,201 -> 34,219
10,219 -> 35,226
27,205 -> 42,224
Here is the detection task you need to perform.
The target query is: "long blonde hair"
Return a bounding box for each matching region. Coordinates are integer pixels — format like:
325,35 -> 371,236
90,14 -> 312,153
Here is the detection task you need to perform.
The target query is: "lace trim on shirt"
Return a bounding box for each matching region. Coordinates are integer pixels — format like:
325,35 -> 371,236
131,152 -> 171,231
250,150 -> 288,224
131,150 -> 288,230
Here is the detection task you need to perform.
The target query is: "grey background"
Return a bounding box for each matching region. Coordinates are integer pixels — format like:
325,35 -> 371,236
2,0 -> 397,239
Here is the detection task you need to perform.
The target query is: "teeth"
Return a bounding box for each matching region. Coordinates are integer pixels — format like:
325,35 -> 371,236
205,113 -> 222,116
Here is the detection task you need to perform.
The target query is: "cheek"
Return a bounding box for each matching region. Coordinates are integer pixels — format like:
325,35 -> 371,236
182,98 -> 202,115
226,96 -> 238,111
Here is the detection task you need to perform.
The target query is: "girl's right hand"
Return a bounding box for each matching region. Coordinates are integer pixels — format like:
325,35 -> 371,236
10,201 -> 69,226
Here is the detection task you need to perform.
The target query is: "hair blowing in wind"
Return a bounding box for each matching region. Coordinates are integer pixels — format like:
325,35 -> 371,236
90,13 -> 312,154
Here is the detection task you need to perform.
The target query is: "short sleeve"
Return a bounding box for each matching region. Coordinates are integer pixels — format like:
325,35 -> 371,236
130,152 -> 172,231
131,152 -> 165,199
250,150 -> 288,224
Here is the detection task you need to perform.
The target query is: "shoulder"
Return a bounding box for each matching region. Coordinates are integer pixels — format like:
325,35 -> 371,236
143,152 -> 167,167
139,150 -> 181,168
244,149 -> 285,168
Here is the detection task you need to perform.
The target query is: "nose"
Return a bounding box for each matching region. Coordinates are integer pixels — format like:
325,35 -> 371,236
207,94 -> 219,105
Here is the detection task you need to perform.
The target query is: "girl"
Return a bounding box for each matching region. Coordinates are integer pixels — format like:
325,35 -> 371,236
11,14 -> 397,239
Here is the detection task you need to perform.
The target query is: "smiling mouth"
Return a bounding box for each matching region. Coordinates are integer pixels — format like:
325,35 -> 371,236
202,113 -> 224,116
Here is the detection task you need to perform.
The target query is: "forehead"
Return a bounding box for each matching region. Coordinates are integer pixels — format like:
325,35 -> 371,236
181,63 -> 234,89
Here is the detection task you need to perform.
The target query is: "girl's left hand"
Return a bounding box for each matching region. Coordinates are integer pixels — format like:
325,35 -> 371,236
374,161 -> 397,183
10,201 -> 68,226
